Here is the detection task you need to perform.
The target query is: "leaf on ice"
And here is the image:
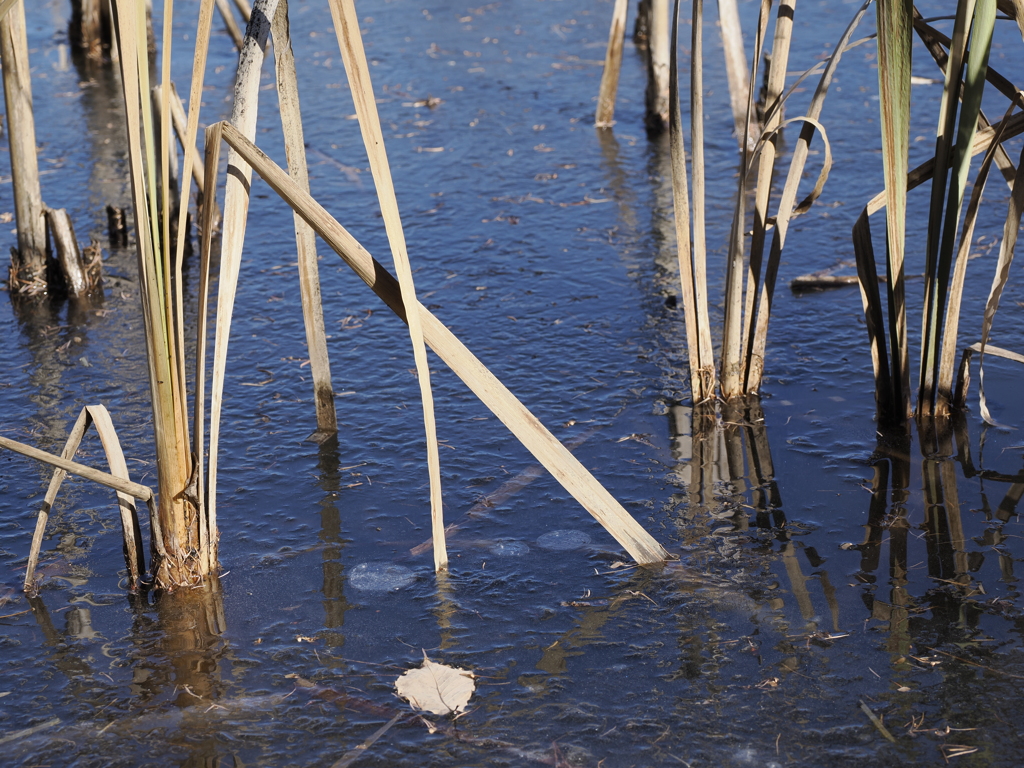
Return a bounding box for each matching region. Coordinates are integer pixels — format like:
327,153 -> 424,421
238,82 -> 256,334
395,651 -> 475,715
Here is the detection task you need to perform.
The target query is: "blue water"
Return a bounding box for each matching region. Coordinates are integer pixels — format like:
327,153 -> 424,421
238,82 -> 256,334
3,0 -> 1024,765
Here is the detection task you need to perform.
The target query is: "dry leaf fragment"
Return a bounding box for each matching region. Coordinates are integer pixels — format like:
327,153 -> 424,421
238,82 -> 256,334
395,651 -> 475,715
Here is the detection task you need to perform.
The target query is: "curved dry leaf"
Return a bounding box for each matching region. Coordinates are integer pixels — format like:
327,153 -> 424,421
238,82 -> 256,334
395,652 -> 475,716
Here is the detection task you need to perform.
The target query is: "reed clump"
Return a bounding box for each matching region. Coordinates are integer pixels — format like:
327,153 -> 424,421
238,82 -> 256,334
596,0 -> 1024,429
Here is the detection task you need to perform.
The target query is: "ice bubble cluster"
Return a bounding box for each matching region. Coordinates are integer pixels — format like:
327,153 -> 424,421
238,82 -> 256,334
349,563 -> 415,592
536,529 -> 592,551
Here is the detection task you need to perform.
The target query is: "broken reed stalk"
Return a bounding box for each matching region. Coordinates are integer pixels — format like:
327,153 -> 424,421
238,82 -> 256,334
0,433 -> 153,502
9,406 -> 147,591
326,0 -> 447,572
213,122 -> 670,565
716,0 -> 757,152
43,208 -> 93,297
1,0 -> 46,288
595,0 -> 628,128
271,0 -> 337,439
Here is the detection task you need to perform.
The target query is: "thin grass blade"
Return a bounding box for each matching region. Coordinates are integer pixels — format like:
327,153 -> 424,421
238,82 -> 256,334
668,0 -> 703,400
874,0 -> 914,422
921,0 -> 996,414
935,105 -> 1009,413
977,140 -> 1024,424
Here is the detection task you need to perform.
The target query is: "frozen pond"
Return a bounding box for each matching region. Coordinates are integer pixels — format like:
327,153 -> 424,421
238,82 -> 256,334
3,0 -> 1024,765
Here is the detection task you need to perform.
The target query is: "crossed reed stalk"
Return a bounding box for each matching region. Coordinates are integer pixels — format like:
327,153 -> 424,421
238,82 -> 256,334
3,0 -> 670,592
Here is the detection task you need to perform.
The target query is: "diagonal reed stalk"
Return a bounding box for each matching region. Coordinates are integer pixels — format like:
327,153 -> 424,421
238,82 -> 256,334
912,10 -> 1017,189
208,121 -> 670,565
326,0 -> 447,572
934,105 -> 1010,414
17,406 -> 147,591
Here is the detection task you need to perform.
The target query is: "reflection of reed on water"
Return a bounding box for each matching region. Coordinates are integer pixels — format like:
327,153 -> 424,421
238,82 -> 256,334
858,417 -> 1024,663
315,439 -> 352,648
669,397 -> 841,639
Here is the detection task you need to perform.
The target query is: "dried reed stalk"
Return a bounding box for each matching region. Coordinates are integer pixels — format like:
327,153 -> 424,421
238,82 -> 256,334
0,0 -> 19,22
206,0 -> 281,573
326,0 -> 447,572
744,1 -> 870,393
596,0 -> 629,128
16,406 -> 147,591
720,0 -> 771,402
213,122 -> 670,565
645,0 -> 670,131
215,0 -> 244,49
110,0 -> 196,586
726,0 -> 795,399
272,0 -> 337,438
0,428 -> 151,499
1,0 -> 46,285
668,0 -> 715,401
717,0 -> 757,152
873,0 -> 914,423
172,1 -> 215,531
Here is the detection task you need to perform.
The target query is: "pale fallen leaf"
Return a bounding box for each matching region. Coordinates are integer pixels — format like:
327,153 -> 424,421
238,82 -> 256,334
395,651 -> 475,715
